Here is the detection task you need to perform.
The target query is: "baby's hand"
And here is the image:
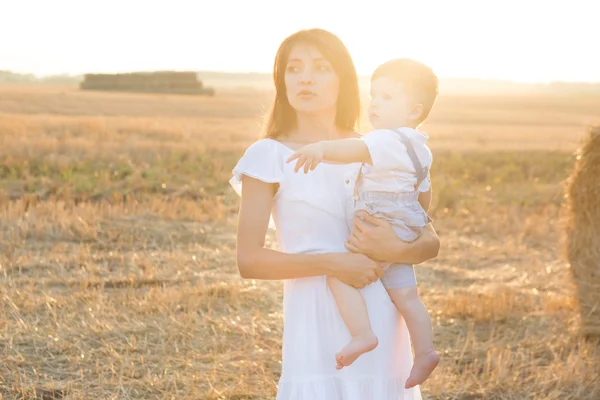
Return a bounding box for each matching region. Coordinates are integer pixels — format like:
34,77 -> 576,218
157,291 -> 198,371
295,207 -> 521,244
286,143 -> 325,173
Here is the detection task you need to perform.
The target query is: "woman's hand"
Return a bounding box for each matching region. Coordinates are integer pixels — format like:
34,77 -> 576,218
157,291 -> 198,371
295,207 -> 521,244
330,252 -> 384,289
345,210 -> 440,264
345,210 -> 398,262
286,143 -> 325,173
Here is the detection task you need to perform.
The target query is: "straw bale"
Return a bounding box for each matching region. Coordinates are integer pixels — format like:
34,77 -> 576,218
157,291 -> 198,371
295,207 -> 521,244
565,125 -> 600,337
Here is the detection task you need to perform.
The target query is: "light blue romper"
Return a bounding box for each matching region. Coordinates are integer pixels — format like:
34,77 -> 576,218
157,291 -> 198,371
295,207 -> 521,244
352,128 -> 432,289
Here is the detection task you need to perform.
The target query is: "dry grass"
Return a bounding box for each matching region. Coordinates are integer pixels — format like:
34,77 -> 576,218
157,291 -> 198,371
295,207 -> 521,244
1,84 -> 599,399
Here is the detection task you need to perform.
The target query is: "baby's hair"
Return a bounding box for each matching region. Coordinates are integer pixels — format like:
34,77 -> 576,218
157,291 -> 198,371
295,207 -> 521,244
371,58 -> 439,125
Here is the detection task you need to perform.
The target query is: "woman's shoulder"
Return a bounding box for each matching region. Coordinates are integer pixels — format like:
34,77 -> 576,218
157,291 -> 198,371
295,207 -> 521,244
231,138 -> 287,188
240,137 -> 287,155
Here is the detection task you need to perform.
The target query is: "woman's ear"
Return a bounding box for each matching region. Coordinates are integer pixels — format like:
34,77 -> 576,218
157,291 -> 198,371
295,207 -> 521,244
409,104 -> 424,123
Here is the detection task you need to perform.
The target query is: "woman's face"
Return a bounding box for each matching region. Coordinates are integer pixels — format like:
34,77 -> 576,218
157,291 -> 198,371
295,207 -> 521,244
284,43 -> 340,115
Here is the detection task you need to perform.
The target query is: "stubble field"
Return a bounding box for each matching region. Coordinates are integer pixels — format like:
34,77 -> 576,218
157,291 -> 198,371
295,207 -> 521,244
1,84 -> 599,399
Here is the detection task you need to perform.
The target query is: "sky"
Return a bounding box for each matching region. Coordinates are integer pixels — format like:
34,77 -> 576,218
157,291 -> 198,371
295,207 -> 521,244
1,0 -> 599,83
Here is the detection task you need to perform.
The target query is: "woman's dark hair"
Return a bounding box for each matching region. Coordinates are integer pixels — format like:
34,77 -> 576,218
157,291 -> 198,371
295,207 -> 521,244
264,28 -> 360,138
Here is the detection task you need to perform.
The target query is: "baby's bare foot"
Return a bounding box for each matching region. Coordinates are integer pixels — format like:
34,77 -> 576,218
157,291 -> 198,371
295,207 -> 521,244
335,333 -> 378,370
405,350 -> 440,388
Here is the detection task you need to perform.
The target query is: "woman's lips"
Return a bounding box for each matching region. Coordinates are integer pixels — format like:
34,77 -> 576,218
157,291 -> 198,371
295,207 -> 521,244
298,90 -> 317,99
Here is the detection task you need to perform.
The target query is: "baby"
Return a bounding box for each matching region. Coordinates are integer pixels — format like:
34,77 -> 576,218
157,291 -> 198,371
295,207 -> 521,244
287,58 -> 440,389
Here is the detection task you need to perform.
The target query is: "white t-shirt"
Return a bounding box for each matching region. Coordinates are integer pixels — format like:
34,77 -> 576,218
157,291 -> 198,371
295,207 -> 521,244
359,127 -> 432,193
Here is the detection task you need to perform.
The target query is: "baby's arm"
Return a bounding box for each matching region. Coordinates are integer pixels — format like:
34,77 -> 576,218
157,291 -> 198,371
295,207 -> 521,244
286,139 -> 372,173
320,139 -> 372,164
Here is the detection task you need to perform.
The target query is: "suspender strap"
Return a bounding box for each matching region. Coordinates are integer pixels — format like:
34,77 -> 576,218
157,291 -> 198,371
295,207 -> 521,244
394,129 -> 427,191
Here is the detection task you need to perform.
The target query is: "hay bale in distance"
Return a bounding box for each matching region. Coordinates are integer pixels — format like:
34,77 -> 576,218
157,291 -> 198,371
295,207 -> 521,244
80,71 -> 215,96
565,125 -> 600,338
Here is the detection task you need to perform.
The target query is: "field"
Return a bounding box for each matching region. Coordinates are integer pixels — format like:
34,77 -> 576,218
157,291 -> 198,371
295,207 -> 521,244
1,83 -> 599,399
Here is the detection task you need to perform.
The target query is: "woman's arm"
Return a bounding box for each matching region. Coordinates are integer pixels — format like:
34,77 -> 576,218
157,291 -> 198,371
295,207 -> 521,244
236,176 -> 384,287
345,211 -> 440,265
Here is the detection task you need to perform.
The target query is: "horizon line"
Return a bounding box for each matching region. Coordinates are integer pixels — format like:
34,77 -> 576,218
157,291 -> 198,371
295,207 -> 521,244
2,68 -> 600,86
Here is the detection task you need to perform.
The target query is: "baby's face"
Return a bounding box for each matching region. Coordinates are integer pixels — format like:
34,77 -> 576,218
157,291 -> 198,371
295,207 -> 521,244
369,77 -> 413,130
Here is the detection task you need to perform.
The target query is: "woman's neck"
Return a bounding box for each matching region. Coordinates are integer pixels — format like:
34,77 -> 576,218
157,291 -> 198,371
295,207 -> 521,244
287,109 -> 346,143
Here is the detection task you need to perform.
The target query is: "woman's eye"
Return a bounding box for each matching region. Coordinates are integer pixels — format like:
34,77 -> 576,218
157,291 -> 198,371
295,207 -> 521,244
317,65 -> 330,72
287,66 -> 300,73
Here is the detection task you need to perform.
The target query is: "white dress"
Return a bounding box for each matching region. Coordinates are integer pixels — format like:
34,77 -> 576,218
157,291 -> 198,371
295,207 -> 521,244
230,138 -> 422,400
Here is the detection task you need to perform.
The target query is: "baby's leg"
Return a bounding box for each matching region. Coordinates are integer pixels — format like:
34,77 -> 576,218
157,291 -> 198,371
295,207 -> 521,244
383,265 -> 439,388
327,276 -> 378,370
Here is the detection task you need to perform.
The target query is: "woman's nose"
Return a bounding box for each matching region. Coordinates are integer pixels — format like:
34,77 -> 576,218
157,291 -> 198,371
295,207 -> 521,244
299,69 -> 314,84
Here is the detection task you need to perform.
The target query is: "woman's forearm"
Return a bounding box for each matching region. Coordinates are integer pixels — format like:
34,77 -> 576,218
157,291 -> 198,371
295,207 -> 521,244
238,245 -> 384,289
345,212 -> 440,265
237,246 -> 338,280
388,224 -> 440,265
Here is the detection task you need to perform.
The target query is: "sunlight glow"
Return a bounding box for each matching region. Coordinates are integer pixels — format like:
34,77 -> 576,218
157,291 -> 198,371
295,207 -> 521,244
1,0 -> 598,83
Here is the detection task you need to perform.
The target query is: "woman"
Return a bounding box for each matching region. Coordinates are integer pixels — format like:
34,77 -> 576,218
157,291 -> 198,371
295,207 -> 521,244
230,28 -> 440,399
